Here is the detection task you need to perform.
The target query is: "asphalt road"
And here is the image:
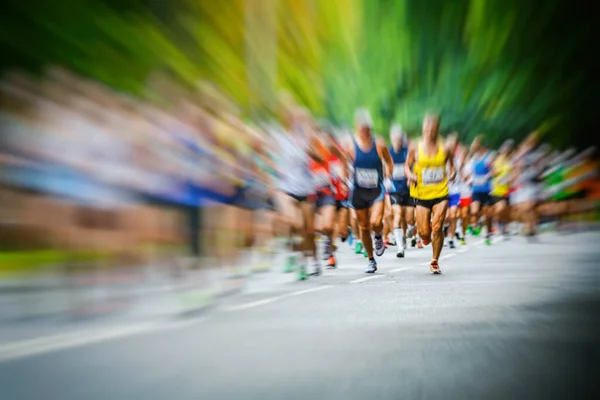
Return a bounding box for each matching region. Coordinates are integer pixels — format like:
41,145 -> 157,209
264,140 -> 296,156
1,231 -> 599,400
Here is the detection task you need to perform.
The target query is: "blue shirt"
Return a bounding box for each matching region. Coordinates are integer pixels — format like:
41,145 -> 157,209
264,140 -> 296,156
353,136 -> 383,190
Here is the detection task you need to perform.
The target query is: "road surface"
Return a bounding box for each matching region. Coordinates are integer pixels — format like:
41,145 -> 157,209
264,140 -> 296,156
1,231 -> 599,399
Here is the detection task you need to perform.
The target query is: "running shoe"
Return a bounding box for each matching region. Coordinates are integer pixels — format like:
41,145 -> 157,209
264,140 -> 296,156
449,240 -> 456,249
323,238 -> 332,260
283,255 -> 295,273
297,264 -> 308,280
310,262 -> 321,276
460,238 -> 467,245
388,238 -> 397,247
417,239 -> 423,249
354,242 -> 363,254
326,256 -> 337,269
384,239 -> 389,249
365,259 -> 377,273
466,226 -> 473,235
430,259 -> 441,274
473,226 -> 482,236
396,248 -> 405,258
411,237 -> 417,247
374,235 -> 385,256
485,235 -> 492,245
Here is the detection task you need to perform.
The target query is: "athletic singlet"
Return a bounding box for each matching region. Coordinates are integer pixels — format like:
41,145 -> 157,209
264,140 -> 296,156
448,154 -> 462,195
352,136 -> 383,190
308,139 -> 333,195
274,131 -> 313,196
472,152 -> 492,193
329,151 -> 348,200
490,155 -> 511,197
410,141 -> 448,200
389,145 -> 409,193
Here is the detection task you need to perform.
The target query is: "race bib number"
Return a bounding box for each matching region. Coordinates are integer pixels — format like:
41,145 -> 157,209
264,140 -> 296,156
473,175 -> 488,187
496,175 -> 509,185
355,168 -> 379,188
422,167 -> 444,185
313,171 -> 330,188
392,163 -> 405,180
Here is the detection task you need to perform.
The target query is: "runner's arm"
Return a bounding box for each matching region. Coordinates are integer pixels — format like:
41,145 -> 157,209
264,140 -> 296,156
446,148 -> 456,182
376,138 -> 393,180
405,144 -> 418,184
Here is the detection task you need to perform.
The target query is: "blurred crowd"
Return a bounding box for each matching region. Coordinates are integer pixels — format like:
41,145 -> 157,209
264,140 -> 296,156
0,67 -> 281,274
0,66 -> 599,280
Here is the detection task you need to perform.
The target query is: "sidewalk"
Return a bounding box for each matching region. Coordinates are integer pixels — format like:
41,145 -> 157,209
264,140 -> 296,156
0,247 -> 281,326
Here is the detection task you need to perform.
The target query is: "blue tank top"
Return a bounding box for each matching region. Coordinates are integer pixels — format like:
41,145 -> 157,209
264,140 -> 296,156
389,145 -> 408,193
353,136 -> 383,189
472,152 -> 491,193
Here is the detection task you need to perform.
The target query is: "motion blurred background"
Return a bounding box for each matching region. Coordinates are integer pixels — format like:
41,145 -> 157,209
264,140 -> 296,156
0,0 -> 598,341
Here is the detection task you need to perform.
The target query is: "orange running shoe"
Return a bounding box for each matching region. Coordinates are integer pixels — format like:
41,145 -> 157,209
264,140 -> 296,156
417,239 -> 423,248
422,238 -> 431,246
430,259 -> 441,274
326,256 -> 337,269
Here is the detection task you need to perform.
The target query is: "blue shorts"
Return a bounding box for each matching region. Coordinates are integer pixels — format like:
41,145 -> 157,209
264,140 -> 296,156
449,193 -> 461,208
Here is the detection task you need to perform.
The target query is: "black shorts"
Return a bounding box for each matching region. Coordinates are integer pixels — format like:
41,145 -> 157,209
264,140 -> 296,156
285,193 -> 309,202
350,187 -> 385,210
415,196 -> 449,210
472,192 -> 492,206
316,193 -> 336,209
389,192 -> 415,207
489,196 -> 508,206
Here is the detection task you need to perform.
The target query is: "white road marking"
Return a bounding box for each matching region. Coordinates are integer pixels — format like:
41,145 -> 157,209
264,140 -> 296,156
0,322 -> 159,363
390,266 -> 414,273
224,285 -> 333,311
349,275 -> 386,284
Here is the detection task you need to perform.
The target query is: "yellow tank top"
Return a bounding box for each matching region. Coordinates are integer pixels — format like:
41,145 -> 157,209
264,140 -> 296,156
490,155 -> 511,197
410,141 -> 449,200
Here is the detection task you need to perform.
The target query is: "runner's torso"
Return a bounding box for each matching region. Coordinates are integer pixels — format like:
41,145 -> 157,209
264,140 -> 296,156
275,130 -> 313,196
389,145 -> 409,194
411,140 -> 448,200
308,139 -> 333,195
472,152 -> 492,193
328,151 -> 348,200
490,155 -> 511,197
449,154 -> 462,195
352,136 -> 383,190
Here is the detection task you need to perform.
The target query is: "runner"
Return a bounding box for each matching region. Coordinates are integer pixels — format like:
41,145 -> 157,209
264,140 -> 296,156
347,109 -> 394,273
388,124 -> 416,257
459,146 -> 474,241
510,132 -> 546,239
469,135 -> 495,245
272,107 -> 321,279
489,139 -> 514,237
444,132 -> 461,249
405,113 -> 456,274
311,126 -> 349,269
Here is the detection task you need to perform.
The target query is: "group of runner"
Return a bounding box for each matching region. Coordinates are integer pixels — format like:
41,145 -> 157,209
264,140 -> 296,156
269,106 -> 598,279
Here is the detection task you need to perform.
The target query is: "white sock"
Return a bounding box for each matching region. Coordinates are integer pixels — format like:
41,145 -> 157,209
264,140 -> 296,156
394,228 -> 404,249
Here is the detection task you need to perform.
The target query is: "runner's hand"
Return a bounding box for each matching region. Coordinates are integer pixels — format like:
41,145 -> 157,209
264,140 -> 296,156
407,172 -> 418,185
449,170 -> 457,182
